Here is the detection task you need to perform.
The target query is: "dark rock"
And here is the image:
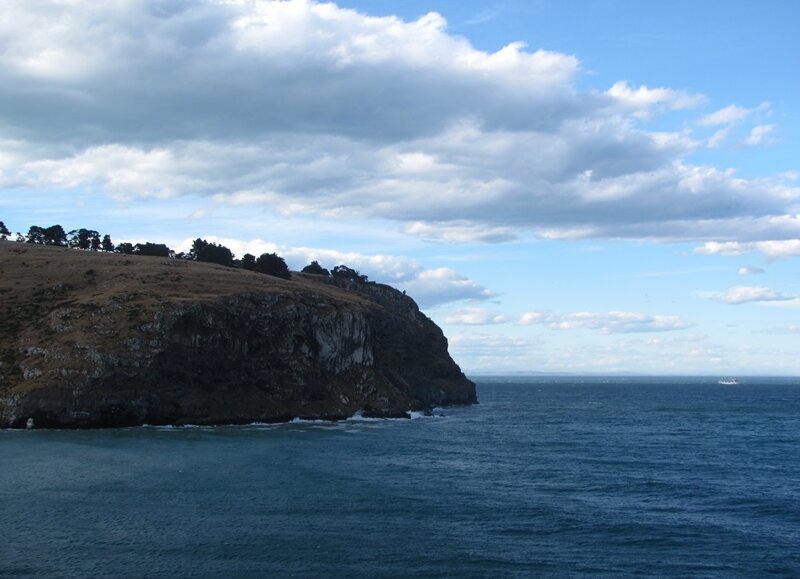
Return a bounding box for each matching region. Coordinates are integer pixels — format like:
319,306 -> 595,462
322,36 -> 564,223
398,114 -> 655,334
0,242 -> 476,428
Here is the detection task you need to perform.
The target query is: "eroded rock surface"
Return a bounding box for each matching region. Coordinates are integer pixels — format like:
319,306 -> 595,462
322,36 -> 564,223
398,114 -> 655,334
0,242 -> 476,428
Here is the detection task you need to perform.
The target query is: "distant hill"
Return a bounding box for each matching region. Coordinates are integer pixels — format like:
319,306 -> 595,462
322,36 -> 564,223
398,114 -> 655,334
0,241 -> 475,428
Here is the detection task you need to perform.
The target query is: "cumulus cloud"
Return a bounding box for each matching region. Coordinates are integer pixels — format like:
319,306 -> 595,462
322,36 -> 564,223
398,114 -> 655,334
443,308 -> 508,325
402,268 -> 496,307
177,236 -> 493,308
700,285 -> 797,304
607,81 -> 704,118
519,310 -> 692,334
0,0 -> 797,244
695,239 -> 800,260
737,266 -> 764,275
0,0 -> 581,145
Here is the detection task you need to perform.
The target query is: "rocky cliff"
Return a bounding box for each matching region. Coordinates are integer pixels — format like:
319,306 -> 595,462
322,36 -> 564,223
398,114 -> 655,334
0,242 -> 476,428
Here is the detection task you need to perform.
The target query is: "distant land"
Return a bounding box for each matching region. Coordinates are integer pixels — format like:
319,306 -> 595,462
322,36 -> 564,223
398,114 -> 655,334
468,371 -> 644,377
470,372 -> 798,379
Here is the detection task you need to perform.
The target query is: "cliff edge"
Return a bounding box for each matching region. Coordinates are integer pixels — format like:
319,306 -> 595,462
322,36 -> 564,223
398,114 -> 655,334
0,242 -> 476,428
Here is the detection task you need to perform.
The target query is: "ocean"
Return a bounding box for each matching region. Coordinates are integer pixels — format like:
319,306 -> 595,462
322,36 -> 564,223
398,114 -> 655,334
2,377 -> 799,577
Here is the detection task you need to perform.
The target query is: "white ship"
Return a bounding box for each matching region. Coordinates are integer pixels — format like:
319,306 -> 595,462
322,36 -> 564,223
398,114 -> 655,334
718,377 -> 738,385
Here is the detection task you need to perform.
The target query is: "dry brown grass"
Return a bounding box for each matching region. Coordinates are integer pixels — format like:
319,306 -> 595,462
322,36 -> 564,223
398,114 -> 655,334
0,240 -> 369,307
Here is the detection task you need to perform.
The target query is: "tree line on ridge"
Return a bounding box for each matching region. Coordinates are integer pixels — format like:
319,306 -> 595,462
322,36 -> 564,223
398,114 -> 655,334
0,220 -> 368,282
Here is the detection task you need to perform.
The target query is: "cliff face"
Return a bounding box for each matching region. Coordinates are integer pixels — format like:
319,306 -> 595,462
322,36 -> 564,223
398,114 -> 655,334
0,243 -> 476,428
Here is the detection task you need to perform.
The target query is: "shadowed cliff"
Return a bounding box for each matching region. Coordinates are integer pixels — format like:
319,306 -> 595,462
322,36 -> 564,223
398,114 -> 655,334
0,241 -> 476,428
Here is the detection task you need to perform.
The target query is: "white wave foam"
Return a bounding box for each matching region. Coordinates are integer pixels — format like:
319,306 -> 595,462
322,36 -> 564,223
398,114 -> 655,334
289,417 -> 330,425
346,410 -> 388,422
142,424 -> 199,430
347,409 -> 438,422
137,408 -> 445,430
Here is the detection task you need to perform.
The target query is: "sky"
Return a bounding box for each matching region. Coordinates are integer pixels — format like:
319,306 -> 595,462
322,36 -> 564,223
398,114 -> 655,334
1,0 -> 798,375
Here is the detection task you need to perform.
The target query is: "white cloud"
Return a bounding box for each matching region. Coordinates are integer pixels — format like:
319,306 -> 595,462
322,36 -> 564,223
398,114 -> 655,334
443,308 -> 508,325
745,124 -> 776,146
758,325 -> 800,335
695,239 -> 800,260
698,103 -> 775,150
0,0 -> 797,245
403,221 -> 517,243
449,327 -> 794,375
178,236 -> 493,308
699,104 -> 752,126
700,285 -> 797,304
707,127 -> 730,148
403,268 -> 496,307
519,312 -> 546,325
448,332 -> 542,371
23,144 -> 197,199
519,310 -> 692,334
737,266 -> 764,275
461,6 -> 503,27
607,81 -> 705,117
696,242 -> 749,257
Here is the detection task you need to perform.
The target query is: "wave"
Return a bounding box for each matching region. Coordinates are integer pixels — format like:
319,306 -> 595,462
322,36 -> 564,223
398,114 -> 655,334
135,409 -> 444,431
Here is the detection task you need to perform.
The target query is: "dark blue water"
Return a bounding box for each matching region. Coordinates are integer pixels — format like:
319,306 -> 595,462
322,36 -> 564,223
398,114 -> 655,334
2,377 -> 799,577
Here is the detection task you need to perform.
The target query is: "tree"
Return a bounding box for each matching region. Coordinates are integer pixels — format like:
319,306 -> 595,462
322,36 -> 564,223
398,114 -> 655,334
116,242 -> 134,255
332,264 -> 368,283
26,226 -> 46,244
68,228 -> 100,250
43,225 -> 67,246
134,242 -> 171,257
0,221 -> 10,240
189,238 -> 206,259
26,225 -> 66,246
101,234 -> 115,252
241,253 -> 256,271
255,252 -> 291,279
301,260 -> 330,276
189,238 -> 234,267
